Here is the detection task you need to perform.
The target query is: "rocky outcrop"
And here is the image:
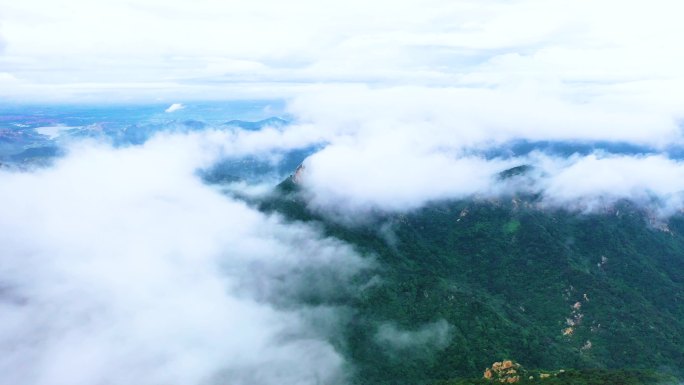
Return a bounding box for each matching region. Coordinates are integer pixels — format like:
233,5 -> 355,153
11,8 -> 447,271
483,360 -> 523,383
292,164 -> 305,184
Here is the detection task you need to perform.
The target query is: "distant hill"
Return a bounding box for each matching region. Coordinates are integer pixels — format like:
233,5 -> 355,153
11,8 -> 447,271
0,116 -> 292,167
257,169 -> 684,384
479,139 -> 684,160
224,117 -> 289,130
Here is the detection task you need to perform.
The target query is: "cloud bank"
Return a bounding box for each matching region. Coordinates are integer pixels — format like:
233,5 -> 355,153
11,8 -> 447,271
0,132 -> 369,385
223,85 -> 677,217
295,142 -> 684,217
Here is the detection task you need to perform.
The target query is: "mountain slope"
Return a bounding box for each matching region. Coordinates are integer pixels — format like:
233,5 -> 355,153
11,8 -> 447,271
257,175 -> 684,384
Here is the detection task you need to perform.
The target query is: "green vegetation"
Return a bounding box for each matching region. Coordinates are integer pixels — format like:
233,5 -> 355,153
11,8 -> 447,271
439,369 -> 673,385
258,177 -> 684,384
503,219 -> 521,234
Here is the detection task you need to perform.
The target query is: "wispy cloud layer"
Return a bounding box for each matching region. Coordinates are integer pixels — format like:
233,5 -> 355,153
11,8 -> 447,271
0,133 -> 368,385
375,320 -> 453,355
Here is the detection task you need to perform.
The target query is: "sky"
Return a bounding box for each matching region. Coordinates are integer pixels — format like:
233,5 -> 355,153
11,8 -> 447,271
2,1 -> 684,384
0,0 -> 683,106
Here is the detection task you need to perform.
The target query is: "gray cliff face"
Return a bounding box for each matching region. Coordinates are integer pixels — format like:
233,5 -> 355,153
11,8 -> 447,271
293,164 -> 306,184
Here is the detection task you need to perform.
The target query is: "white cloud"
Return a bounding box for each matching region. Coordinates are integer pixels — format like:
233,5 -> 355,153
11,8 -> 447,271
287,85 -> 681,147
247,84 -> 681,215
535,154 -> 684,215
0,0 -> 683,107
0,72 -> 18,84
165,103 -> 184,113
375,319 -> 453,354
300,143 -> 514,213
0,132 -> 368,385
291,144 -> 684,217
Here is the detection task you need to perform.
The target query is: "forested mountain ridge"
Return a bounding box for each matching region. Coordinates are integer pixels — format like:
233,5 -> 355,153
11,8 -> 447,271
256,172 -> 684,384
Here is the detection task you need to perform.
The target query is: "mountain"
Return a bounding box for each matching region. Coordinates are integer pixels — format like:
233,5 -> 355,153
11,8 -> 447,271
477,139 -> 684,160
256,170 -> 684,384
223,117 -> 289,130
199,147 -> 318,184
0,115 -> 292,168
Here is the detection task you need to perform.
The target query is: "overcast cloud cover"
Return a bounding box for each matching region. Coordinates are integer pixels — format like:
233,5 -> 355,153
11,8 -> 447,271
0,0 -> 683,105
2,0 -> 684,383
